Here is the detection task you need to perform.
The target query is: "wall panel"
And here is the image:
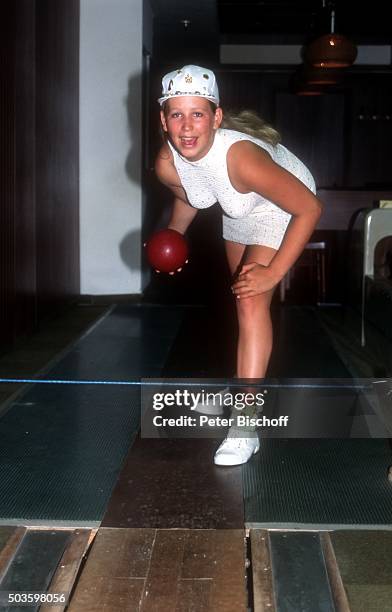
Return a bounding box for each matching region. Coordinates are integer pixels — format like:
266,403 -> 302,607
0,0 -> 80,353
0,2 -> 16,350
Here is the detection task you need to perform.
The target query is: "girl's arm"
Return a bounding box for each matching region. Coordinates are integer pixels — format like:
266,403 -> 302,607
155,144 -> 198,234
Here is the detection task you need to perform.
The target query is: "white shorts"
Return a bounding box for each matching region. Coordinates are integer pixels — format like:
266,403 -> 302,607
222,207 -> 291,250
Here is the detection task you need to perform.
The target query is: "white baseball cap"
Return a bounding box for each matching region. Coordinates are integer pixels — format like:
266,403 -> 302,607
158,65 -> 220,106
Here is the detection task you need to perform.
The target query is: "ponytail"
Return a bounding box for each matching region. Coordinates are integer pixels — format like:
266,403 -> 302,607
221,110 -> 281,146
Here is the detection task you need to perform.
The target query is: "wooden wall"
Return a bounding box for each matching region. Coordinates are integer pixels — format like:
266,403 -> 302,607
35,0 -> 80,320
0,3 -> 17,349
0,0 -> 79,352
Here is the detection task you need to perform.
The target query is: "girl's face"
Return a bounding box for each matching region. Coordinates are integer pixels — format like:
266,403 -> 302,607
160,97 -> 222,161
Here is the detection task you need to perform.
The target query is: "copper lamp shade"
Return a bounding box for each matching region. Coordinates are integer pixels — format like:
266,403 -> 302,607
304,8 -> 357,68
305,33 -> 357,68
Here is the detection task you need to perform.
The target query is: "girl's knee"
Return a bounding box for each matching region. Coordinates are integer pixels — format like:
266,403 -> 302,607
236,293 -> 271,321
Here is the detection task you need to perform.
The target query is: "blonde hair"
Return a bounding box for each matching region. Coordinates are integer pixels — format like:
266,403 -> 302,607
221,110 -> 281,146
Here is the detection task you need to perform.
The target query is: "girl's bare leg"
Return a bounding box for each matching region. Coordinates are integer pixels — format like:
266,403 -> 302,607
225,241 -> 277,380
214,241 -> 279,466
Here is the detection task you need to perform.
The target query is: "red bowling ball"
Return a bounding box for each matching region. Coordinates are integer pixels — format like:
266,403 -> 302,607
145,229 -> 189,273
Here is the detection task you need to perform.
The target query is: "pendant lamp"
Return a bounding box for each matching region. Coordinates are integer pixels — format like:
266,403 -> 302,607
305,10 -> 357,68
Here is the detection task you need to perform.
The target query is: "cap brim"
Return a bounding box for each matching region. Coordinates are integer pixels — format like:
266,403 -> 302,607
158,93 -> 219,106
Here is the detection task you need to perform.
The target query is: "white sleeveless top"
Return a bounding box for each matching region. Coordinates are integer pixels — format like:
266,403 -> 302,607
168,128 -> 316,249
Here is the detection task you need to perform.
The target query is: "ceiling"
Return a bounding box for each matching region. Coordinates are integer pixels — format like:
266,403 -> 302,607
149,0 -> 392,64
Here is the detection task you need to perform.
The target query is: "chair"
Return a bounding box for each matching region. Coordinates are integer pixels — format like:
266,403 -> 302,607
361,209 -> 392,346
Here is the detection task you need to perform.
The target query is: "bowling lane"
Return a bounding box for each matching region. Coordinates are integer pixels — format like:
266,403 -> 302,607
102,303 -> 353,529
108,302 -> 392,530
2,297 -> 391,531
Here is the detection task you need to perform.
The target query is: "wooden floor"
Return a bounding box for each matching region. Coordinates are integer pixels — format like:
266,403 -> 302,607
0,527 -> 248,612
2,525 -> 392,611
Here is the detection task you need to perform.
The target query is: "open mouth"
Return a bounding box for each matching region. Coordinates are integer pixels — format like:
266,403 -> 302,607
180,137 -> 198,148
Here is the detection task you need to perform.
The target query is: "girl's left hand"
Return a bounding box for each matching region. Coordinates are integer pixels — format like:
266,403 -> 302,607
231,262 -> 281,298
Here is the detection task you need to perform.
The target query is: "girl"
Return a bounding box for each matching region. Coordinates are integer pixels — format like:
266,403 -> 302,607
155,65 -> 322,466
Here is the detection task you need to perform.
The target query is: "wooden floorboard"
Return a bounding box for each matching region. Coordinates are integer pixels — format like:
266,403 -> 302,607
0,527 -> 26,579
175,580 -> 212,612
68,528 -> 247,612
251,529 -> 276,612
320,532 -> 351,612
68,528 -> 156,611
139,530 -> 188,611
205,530 -> 247,612
41,529 -> 94,612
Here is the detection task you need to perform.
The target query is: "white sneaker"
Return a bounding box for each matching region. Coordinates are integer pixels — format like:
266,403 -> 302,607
192,387 -> 230,416
214,435 -> 260,466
